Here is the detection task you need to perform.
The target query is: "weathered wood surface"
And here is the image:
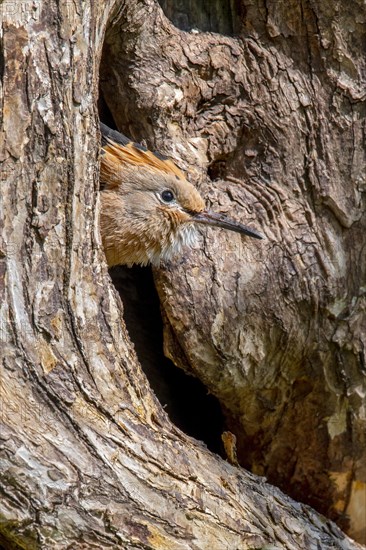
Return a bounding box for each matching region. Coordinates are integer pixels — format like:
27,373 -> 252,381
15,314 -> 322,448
0,0 -> 365,548
100,0 -> 366,543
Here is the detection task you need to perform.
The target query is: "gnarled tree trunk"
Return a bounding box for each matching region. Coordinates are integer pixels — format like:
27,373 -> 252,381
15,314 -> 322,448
100,0 -> 366,543
0,0 -> 365,548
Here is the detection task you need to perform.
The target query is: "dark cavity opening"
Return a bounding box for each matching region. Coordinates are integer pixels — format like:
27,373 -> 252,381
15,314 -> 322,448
109,265 -> 225,455
98,64 -> 225,455
98,92 -> 116,130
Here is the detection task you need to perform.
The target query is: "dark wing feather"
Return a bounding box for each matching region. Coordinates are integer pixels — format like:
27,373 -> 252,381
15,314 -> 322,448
100,122 -> 131,148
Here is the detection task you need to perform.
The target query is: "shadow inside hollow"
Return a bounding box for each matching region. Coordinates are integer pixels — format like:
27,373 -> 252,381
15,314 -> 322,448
109,265 -> 225,455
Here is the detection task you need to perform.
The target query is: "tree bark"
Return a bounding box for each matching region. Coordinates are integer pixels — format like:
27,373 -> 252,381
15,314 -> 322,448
100,0 -> 366,543
0,1 -> 365,550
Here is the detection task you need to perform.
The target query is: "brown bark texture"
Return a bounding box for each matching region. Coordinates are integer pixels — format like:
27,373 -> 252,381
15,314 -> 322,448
100,0 -> 366,543
0,1 -> 365,549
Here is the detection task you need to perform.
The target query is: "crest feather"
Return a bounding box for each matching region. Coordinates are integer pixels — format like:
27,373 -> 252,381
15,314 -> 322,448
100,122 -> 185,181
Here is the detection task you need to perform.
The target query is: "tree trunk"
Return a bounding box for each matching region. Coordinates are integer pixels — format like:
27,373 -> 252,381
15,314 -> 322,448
0,1 -> 365,549
100,0 -> 366,543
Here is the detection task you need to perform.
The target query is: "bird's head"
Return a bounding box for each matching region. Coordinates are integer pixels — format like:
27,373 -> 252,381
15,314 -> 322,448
99,123 -> 263,267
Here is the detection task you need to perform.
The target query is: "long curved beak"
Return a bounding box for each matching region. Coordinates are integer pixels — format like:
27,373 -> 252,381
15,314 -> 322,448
192,211 -> 264,239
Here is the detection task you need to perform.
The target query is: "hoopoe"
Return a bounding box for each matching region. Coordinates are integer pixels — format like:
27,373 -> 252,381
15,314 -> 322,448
99,122 -> 263,267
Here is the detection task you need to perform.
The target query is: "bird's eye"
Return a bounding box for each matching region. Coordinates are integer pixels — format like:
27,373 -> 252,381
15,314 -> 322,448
161,190 -> 175,203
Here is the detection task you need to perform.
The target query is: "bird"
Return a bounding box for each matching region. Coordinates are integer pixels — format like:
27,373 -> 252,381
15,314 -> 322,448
99,122 -> 263,267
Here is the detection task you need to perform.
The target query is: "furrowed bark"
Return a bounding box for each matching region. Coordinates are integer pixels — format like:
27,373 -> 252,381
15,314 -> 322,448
0,0 -> 365,548
100,0 -> 366,543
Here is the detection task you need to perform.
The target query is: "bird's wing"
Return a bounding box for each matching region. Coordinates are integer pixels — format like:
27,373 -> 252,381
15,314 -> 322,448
100,122 -> 131,148
100,122 -> 185,181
